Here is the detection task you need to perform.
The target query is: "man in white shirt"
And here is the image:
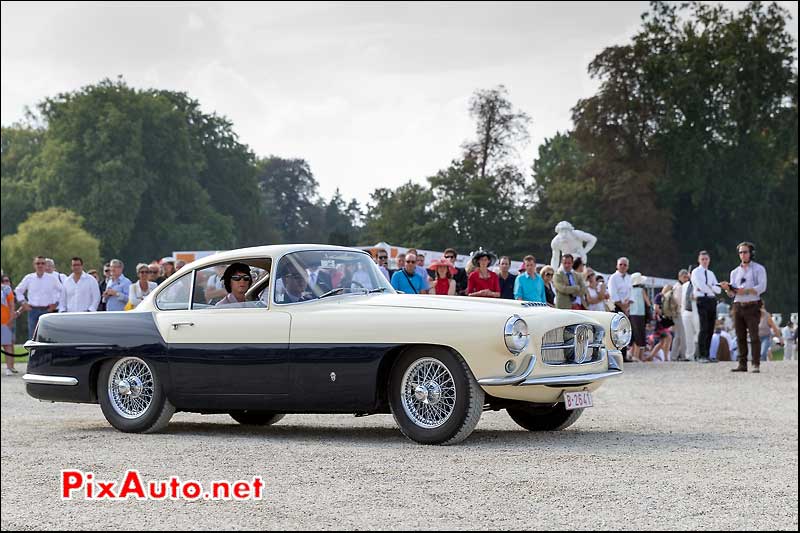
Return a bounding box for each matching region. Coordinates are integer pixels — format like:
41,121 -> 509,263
59,257 -> 100,313
608,257 -> 633,361
670,269 -> 690,361
690,250 -> 721,362
608,257 -> 633,314
720,241 -> 768,372
15,256 -> 62,339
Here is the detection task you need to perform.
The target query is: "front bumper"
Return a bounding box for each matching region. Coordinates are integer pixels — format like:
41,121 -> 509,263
478,348 -> 623,387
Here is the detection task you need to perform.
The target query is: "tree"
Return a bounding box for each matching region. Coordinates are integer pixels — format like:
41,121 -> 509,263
361,181 -> 439,249
1,125 -> 45,237
462,85 -> 531,180
33,78 -> 236,267
1,208 -> 101,283
428,158 -> 525,255
567,1 -> 797,311
256,157 -> 323,243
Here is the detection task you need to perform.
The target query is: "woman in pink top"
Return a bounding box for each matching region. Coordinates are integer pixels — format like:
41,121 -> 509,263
467,250 -> 500,298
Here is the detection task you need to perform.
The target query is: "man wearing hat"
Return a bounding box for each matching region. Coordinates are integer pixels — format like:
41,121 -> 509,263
467,250 -> 500,298
156,257 -> 176,285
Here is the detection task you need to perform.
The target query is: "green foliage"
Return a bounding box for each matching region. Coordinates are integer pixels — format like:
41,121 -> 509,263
1,126 -> 45,237
562,0 -> 797,312
463,85 -> 531,180
1,208 -> 101,283
428,158 -> 525,255
362,181 -> 438,249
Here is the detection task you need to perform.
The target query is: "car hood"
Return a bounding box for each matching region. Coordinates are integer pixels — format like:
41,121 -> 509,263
344,293 -> 571,316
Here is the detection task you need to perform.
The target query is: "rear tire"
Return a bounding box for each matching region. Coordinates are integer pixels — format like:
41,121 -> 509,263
98,356 -> 175,433
507,402 -> 583,431
389,346 -> 484,445
229,411 -> 285,426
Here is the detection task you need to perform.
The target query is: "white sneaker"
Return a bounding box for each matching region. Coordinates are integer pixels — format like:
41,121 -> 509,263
4,369 -> 13,376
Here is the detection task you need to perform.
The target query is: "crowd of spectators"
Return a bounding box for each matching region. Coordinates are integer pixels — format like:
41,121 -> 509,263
2,245 -> 797,376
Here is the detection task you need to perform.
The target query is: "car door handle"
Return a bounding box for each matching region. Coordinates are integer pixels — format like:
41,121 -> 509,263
171,322 -> 195,330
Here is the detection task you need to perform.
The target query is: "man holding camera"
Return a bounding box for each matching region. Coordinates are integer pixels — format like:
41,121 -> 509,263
720,242 -> 767,373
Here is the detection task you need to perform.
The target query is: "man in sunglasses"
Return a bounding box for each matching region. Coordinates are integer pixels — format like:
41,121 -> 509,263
278,262 -> 313,303
720,242 -> 767,373
215,263 -> 254,307
443,248 -> 468,295
374,248 -> 391,281
14,256 -> 62,338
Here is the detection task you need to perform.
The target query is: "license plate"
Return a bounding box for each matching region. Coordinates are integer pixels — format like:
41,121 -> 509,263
564,391 -> 593,410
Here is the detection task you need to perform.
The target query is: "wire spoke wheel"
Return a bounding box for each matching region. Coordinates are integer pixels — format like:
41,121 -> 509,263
400,357 -> 456,429
108,357 -> 155,419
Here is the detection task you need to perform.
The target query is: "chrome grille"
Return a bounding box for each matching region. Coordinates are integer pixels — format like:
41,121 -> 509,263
540,324 -> 604,365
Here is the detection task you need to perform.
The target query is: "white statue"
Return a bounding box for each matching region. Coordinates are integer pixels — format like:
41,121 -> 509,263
550,221 -> 598,270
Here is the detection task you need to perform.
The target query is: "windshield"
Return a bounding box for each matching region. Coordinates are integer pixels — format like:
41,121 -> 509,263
273,250 -> 394,304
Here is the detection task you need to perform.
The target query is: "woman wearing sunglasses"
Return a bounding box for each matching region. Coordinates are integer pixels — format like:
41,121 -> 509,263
215,263 -> 254,307
128,263 -> 158,310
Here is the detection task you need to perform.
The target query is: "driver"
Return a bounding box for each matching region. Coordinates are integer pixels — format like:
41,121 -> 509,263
279,262 -> 314,303
215,262 -> 253,307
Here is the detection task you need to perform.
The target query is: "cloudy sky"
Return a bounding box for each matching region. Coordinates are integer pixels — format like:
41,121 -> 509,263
2,1 -> 797,206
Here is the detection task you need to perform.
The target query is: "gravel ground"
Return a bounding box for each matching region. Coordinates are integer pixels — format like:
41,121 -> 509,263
1,361 -> 797,530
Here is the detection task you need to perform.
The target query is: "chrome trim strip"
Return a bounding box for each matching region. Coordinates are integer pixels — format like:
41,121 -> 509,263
541,342 -> 604,351
478,348 -> 624,387
22,374 -> 79,386
477,355 -> 537,386
519,369 -> 622,386
24,340 -> 115,351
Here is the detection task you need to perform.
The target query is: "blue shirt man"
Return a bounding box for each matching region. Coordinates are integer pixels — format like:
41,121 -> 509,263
514,255 -> 546,303
103,259 -> 132,311
391,253 -> 427,294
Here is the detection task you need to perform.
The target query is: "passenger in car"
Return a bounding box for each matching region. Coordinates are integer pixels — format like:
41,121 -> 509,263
215,263 -> 253,307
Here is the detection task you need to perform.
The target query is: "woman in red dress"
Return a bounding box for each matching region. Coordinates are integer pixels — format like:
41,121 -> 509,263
467,250 -> 500,298
429,257 -> 457,296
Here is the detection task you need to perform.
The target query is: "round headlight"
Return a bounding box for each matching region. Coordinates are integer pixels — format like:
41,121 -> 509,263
504,316 -> 529,355
610,313 -> 632,349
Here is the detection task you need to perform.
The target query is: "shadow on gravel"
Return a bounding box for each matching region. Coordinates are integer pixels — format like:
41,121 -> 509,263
77,420 -> 742,451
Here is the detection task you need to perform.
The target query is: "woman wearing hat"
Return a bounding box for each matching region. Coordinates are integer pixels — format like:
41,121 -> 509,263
429,257 -> 457,296
628,272 -> 652,362
467,250 -> 500,298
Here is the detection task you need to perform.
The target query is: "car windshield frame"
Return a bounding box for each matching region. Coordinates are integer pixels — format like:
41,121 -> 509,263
272,249 -> 395,306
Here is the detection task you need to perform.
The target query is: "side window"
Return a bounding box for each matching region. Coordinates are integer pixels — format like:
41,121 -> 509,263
155,273 -> 192,311
191,259 -> 271,310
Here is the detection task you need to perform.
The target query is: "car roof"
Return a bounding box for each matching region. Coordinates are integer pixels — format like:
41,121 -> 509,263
180,244 -> 369,272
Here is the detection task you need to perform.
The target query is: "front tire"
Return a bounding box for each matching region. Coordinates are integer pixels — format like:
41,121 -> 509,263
507,402 -> 583,431
389,347 -> 484,445
229,411 -> 285,426
98,356 -> 175,433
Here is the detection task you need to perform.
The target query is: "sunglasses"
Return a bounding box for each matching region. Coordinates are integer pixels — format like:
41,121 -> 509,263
149,270 -> 160,274
138,270 -> 149,275
544,273 -> 553,277
35,262 -> 45,265
406,260 -> 417,264
738,250 -> 750,254
445,255 -> 456,259
230,274 -> 252,282
377,256 -> 388,260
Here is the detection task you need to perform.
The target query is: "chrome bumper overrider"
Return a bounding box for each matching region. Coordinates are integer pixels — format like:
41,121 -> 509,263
478,348 -> 623,387
22,374 -> 79,386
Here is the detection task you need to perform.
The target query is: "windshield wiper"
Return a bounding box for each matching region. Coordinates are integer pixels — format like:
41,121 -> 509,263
318,287 -> 346,299
368,287 -> 387,293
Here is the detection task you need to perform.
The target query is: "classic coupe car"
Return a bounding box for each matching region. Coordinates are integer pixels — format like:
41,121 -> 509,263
24,245 -> 631,445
